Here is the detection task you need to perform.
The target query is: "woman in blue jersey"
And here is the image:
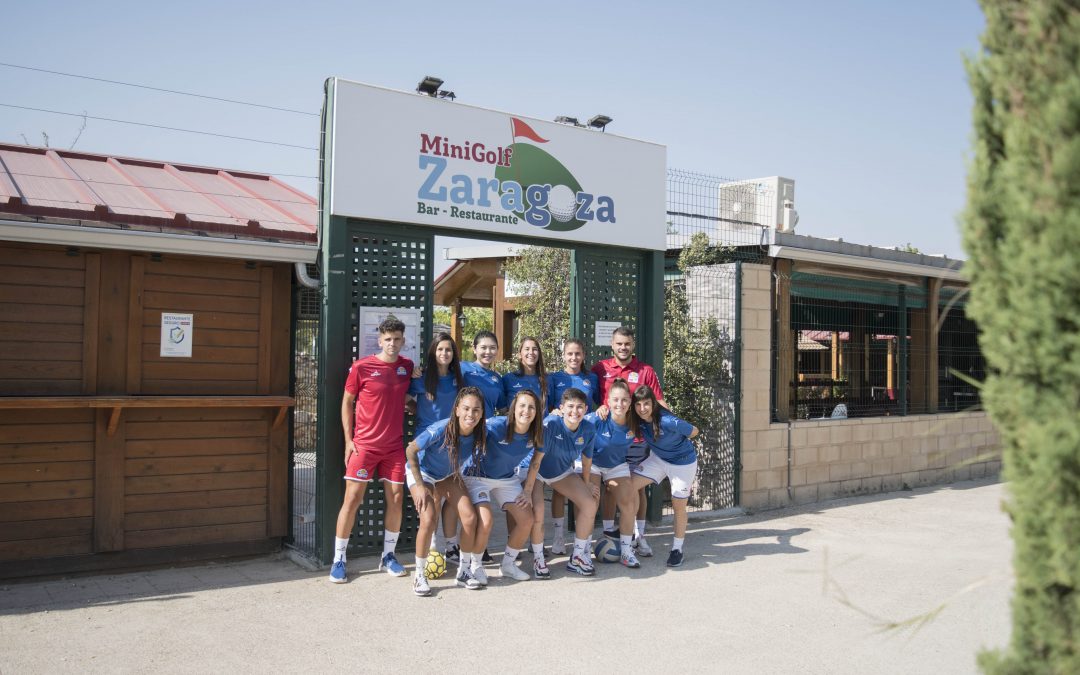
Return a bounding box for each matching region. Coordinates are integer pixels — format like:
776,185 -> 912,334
502,336 -> 547,403
461,331 -> 505,417
462,389 -> 543,584
525,387 -> 600,578
547,338 -> 601,554
408,332 -> 463,432
583,378 -> 641,568
405,387 -> 485,595
629,385 -> 700,568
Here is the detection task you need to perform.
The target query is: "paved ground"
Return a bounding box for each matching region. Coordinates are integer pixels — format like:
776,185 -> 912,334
0,479 -> 1011,674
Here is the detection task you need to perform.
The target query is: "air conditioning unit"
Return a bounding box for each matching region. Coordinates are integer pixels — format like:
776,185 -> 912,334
717,176 -> 796,232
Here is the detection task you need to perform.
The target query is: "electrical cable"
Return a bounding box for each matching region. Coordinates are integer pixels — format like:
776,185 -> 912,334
0,62 -> 319,116
0,103 -> 318,151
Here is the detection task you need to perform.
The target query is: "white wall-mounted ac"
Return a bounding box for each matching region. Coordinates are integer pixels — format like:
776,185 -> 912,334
718,176 -> 796,232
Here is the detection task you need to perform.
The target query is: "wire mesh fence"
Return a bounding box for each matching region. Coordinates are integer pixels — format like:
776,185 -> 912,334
661,263 -> 740,514
666,168 -> 774,255
775,270 -> 983,421
288,280 -> 319,557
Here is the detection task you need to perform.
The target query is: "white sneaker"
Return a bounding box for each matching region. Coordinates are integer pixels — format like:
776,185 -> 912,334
551,531 -> 566,555
455,568 -> 482,590
634,536 -> 654,557
471,565 -> 489,587
500,557 -> 530,581
620,549 -> 642,568
412,572 -> 431,596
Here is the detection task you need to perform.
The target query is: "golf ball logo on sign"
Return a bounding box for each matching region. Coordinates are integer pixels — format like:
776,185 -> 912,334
416,118 -> 615,232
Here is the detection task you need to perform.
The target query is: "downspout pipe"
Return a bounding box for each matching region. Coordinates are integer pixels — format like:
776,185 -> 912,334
295,262 -> 320,289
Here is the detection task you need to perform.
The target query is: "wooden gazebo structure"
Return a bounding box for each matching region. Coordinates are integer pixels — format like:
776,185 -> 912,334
433,244 -> 520,360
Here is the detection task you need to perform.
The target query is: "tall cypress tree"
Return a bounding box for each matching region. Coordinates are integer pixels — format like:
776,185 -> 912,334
964,2 -> 1080,672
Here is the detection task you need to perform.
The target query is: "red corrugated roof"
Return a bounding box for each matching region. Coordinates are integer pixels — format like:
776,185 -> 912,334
0,143 -> 316,244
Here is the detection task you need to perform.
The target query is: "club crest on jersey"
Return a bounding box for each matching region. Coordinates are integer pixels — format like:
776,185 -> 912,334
356,469 -> 369,479
626,431 -> 635,440
628,372 -> 640,383
478,491 -> 489,500
396,366 -> 407,376
575,437 -> 585,445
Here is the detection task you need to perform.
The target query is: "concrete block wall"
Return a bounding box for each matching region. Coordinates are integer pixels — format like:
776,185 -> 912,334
736,263 -> 1002,512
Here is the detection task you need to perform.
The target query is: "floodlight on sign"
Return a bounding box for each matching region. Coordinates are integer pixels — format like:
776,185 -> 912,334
437,90 -> 456,100
417,76 -> 444,96
555,115 -> 581,126
588,115 -> 613,131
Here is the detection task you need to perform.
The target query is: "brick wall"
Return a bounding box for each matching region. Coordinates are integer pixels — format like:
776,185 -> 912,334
737,263 -> 1001,511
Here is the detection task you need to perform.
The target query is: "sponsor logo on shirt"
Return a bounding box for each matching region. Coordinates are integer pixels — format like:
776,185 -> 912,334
512,383 -> 523,389
498,440 -> 510,445
628,372 -> 640,383
600,431 -> 611,438
396,366 -> 407,376
369,370 -> 382,377
555,434 -> 564,441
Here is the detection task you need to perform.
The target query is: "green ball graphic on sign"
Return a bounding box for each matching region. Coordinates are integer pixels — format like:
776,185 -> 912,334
495,143 -> 585,232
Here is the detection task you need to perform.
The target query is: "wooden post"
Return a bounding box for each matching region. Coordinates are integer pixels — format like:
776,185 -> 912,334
774,259 -> 794,421
93,407 -> 125,552
831,331 -> 840,380
450,298 -> 463,350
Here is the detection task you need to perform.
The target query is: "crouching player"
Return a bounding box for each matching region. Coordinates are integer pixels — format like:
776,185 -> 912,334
405,387 -> 486,595
584,379 -> 641,568
461,390 -> 543,584
528,388 -> 599,578
629,385 -> 700,567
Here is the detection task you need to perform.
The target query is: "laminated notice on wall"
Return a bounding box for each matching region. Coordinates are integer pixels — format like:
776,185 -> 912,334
594,321 -> 622,347
161,313 -> 194,358
359,306 -> 420,363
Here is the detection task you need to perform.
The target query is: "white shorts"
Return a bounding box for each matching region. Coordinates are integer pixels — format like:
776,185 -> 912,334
463,476 -> 522,508
574,459 -> 631,482
538,466 -> 576,486
405,470 -> 449,490
632,454 -> 698,499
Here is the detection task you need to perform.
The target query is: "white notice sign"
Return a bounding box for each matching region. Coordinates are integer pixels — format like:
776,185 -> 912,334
161,313 -> 193,358
594,321 -> 622,347
359,306 -> 421,364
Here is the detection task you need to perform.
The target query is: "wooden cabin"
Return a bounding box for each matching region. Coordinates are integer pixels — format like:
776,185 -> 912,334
0,143 -> 316,578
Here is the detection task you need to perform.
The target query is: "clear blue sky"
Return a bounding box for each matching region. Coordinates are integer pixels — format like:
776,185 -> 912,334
2,0 -> 984,260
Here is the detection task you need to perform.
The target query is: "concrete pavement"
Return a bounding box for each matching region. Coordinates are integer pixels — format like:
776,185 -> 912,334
0,478 -> 1012,674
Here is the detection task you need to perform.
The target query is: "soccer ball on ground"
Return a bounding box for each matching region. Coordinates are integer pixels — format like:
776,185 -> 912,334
424,550 -> 447,579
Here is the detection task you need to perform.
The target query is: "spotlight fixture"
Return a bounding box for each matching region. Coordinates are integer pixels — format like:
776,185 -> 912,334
437,90 -> 456,100
416,76 -> 444,97
555,115 -> 581,126
588,114 -> 613,131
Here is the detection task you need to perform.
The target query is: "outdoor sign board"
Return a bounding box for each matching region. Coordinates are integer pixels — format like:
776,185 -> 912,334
328,79 -> 667,251
160,312 -> 193,358
358,306 -> 421,364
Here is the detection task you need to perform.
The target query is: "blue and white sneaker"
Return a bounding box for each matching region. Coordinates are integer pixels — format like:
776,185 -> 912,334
329,560 -> 347,583
379,552 -> 407,577
566,552 -> 595,576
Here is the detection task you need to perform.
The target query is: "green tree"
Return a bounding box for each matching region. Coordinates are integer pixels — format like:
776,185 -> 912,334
663,232 -> 737,509
432,306 -> 492,362
500,246 -> 571,369
964,2 -> 1080,671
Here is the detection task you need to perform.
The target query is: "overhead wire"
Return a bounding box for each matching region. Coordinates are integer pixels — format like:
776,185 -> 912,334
0,62 -> 319,117
0,103 -> 318,151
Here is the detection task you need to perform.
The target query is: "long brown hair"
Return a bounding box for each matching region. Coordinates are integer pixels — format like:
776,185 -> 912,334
505,389 -> 545,449
514,336 -> 547,398
630,384 -> 662,440
606,378 -> 632,424
442,387 -> 485,472
424,332 -> 463,399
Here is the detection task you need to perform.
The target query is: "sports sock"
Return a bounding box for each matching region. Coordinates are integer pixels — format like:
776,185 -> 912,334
334,536 -> 349,563
446,535 -> 459,548
429,532 -> 438,550
573,538 -> 588,557
457,551 -> 466,570
635,519 -> 646,538
531,542 -> 544,559
383,530 -> 399,556
504,547 -> 520,562
602,519 -> 615,532
470,552 -> 483,573
672,537 -> 685,552
620,534 -> 633,553
415,556 -> 425,570
552,518 -> 565,535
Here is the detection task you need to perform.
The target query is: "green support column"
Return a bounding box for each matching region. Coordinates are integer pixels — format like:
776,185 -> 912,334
644,250 -> 665,524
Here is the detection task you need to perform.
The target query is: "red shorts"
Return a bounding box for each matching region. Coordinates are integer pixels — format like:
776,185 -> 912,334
344,446 -> 406,484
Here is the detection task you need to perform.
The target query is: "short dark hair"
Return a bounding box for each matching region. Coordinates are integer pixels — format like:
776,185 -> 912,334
379,317 -> 406,335
562,337 -> 585,352
612,326 -> 635,340
560,387 -> 588,406
472,330 -> 498,348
